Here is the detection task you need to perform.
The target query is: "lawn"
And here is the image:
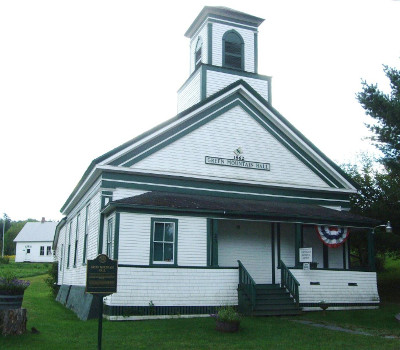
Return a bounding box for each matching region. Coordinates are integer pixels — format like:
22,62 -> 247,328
0,257 -> 50,279
1,274 -> 400,350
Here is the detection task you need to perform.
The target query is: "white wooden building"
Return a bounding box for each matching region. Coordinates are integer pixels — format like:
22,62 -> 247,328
14,219 -> 57,263
54,7 -> 380,320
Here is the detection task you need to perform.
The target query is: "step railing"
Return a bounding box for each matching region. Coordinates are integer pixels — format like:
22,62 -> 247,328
237,260 -> 256,311
279,260 -> 300,307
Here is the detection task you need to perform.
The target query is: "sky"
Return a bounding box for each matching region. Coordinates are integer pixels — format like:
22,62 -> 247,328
0,0 -> 399,222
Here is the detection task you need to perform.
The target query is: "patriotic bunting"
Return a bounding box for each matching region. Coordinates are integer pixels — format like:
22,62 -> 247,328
315,226 -> 349,248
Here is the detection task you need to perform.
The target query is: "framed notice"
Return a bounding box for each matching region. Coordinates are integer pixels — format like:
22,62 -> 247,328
299,248 -> 312,263
86,254 -> 118,295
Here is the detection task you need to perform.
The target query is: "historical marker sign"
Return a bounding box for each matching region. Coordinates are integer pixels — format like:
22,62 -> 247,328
86,254 -> 118,295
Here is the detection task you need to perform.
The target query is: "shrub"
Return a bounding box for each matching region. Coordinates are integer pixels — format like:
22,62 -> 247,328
0,256 -> 10,264
45,262 -> 59,297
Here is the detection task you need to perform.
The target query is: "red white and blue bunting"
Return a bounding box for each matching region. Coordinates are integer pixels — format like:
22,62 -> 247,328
315,226 -> 350,248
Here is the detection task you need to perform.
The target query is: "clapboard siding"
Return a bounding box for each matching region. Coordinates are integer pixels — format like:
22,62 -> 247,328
59,191 -> 101,287
118,213 -> 207,266
112,188 -> 148,201
132,105 -> 330,189
189,22 -> 209,73
206,70 -> 269,101
105,267 -> 238,306
303,226 -> 324,268
218,220 -> 271,283
211,22 -> 255,73
291,269 -> 379,304
177,70 -> 201,113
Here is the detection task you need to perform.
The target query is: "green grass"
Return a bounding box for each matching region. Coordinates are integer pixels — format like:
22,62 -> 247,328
0,261 -> 51,279
0,275 -> 399,349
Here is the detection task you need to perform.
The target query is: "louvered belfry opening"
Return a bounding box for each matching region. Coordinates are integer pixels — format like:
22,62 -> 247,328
224,31 -> 243,70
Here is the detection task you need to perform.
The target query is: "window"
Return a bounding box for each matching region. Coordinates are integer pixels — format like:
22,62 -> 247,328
47,246 -> 52,256
150,219 -> 178,265
82,204 -> 90,264
27,248 -> 30,254
40,246 -> 44,255
73,214 -> 80,267
223,30 -> 244,70
67,221 -> 72,268
195,37 -> 203,70
106,218 -> 113,258
60,244 -> 64,271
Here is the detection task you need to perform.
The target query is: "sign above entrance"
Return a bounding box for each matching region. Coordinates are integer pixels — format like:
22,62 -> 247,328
205,156 -> 270,171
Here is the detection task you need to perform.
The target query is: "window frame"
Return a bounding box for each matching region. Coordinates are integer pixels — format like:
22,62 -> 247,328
40,246 -> 45,256
82,204 -> 90,264
195,37 -> 203,70
222,30 -> 244,71
106,217 -> 114,258
149,218 -> 178,266
46,246 -> 52,256
67,221 -> 72,268
73,214 -> 80,267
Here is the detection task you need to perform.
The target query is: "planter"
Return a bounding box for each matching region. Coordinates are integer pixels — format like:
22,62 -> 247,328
215,320 -> 240,333
0,292 -> 24,310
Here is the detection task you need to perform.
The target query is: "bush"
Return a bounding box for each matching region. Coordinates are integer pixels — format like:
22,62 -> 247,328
0,256 -> 10,264
375,253 -> 386,272
45,262 -> 59,297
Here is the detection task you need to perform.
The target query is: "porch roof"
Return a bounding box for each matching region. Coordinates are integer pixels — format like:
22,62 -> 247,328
105,191 -> 380,228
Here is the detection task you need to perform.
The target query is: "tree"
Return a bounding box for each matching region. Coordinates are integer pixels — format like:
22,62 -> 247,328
357,64 -> 400,174
0,214 -> 11,256
342,157 -> 400,264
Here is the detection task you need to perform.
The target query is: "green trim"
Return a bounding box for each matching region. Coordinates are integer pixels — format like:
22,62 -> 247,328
118,264 -> 238,269
61,78 -> 356,213
295,224 -> 301,267
271,223 -> 275,284
113,212 -> 120,260
347,235 -> 351,269
73,214 -> 80,267
207,23 -> 212,64
368,230 -> 375,271
254,32 -> 258,73
98,213 -> 105,255
222,29 -> 244,71
104,304 -> 226,317
211,219 -> 218,267
67,221 -> 72,268
277,223 -> 281,268
82,204 -> 90,264
150,218 -> 178,267
201,65 -> 207,100
323,244 -> 329,268
300,302 -> 379,308
342,242 -> 347,269
115,92 -> 344,189
102,178 -> 350,208
207,218 -> 212,266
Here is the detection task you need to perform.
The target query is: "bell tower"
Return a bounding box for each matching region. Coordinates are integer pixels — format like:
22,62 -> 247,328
177,6 -> 271,113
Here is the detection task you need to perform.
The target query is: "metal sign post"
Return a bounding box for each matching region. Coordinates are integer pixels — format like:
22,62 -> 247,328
86,254 -> 118,350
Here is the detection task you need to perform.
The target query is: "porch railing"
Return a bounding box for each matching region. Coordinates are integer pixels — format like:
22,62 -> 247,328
280,260 -> 300,307
238,260 -> 256,311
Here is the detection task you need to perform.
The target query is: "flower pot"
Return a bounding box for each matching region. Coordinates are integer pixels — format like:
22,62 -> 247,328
215,320 -> 240,333
0,292 -> 24,310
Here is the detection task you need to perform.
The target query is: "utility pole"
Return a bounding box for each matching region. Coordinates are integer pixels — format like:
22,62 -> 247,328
2,214 -> 5,258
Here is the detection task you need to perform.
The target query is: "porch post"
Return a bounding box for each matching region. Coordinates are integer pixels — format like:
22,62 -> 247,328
367,229 -> 376,271
295,224 -> 302,267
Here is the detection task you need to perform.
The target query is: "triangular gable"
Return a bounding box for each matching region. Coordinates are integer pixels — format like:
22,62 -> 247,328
61,80 -> 356,213
104,83 -> 354,190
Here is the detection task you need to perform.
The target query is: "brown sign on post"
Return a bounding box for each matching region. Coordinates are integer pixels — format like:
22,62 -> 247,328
86,254 -> 118,295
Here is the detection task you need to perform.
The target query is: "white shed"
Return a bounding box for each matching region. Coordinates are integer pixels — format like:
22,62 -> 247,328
14,220 -> 57,262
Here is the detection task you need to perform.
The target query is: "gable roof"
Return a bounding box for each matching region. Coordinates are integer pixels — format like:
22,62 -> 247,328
14,222 -> 58,243
104,191 -> 378,228
61,80 -> 359,214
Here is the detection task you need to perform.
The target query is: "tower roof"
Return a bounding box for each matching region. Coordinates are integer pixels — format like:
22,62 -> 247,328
185,6 -> 264,38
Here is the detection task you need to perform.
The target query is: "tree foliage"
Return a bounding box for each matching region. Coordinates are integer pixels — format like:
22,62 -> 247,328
357,64 -> 400,174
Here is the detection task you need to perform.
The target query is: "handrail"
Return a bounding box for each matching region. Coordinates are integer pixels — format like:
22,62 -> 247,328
279,260 -> 300,307
237,260 -> 256,311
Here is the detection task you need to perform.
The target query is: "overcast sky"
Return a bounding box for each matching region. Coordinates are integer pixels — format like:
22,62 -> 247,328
0,0 -> 399,222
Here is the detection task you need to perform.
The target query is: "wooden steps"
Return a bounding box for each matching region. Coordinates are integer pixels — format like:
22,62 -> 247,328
239,284 -> 301,316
